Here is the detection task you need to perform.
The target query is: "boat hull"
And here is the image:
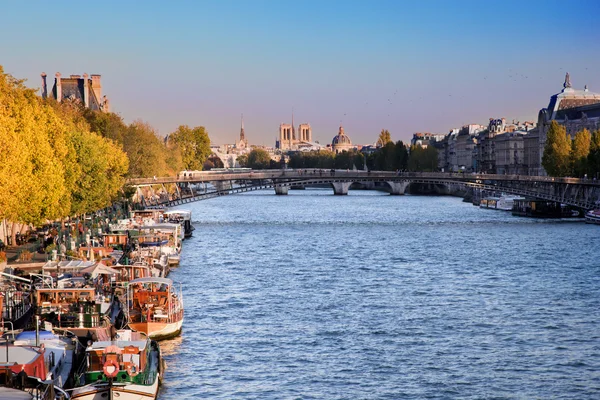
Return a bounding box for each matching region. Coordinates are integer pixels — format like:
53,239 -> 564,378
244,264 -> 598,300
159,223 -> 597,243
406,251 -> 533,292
71,378 -> 159,400
128,318 -> 183,340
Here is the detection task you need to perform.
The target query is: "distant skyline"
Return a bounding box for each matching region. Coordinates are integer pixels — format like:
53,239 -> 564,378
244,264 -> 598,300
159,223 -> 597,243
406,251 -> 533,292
3,0 -> 599,146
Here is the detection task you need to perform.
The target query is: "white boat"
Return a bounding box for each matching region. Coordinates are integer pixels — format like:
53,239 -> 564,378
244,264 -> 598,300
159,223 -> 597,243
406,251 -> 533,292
70,330 -> 163,400
163,210 -> 194,238
585,209 -> 600,224
126,277 -> 184,340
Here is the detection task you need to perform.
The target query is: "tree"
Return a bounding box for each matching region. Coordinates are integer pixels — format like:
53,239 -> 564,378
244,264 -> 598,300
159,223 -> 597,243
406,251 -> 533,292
236,154 -> 248,168
588,129 -> 600,178
204,154 -> 224,170
69,129 -> 129,215
123,121 -> 169,178
542,121 -> 571,176
394,140 -> 409,171
571,128 -> 591,177
408,145 -> 438,172
374,142 -> 397,171
168,125 -> 211,170
247,149 -> 271,169
0,67 -> 71,229
376,129 -> 392,147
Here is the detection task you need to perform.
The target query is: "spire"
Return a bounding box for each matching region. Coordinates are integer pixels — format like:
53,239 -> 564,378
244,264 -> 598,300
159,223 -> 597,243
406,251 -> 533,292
564,72 -> 572,89
239,113 -> 246,142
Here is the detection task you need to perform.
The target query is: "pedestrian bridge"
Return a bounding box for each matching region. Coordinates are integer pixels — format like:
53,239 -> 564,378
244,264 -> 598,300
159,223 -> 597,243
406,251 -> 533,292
127,170 -> 600,210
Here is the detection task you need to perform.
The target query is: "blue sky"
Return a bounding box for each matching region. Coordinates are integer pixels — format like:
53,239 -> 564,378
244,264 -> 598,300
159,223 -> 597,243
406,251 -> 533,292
2,0 -> 599,145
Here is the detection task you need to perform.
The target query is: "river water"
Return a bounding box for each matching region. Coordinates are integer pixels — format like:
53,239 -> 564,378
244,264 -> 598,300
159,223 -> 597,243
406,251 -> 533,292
159,189 -> 600,399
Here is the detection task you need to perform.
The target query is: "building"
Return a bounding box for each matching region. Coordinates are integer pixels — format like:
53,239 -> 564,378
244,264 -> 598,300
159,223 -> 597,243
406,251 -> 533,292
276,113 -> 313,151
44,72 -> 109,111
410,132 -> 446,148
494,131 -> 526,175
537,73 -> 600,175
331,125 -> 354,154
523,128 -> 540,175
455,127 -> 479,172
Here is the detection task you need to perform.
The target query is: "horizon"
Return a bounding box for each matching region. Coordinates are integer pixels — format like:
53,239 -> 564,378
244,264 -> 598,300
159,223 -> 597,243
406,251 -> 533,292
3,0 -> 599,146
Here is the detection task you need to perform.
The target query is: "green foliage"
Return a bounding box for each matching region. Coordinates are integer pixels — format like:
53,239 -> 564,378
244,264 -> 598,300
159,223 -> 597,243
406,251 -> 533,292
236,154 -> 248,168
542,121 -> 571,176
394,141 -> 409,171
247,149 -> 272,169
288,151 -> 334,169
408,145 -> 438,172
168,125 -> 211,170
571,128 -> 590,177
377,129 -> 392,147
588,130 -> 600,178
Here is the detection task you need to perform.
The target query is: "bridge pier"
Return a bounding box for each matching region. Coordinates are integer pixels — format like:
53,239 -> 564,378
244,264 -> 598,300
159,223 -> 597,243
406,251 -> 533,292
386,181 -> 409,195
331,182 -> 352,195
274,185 -> 289,195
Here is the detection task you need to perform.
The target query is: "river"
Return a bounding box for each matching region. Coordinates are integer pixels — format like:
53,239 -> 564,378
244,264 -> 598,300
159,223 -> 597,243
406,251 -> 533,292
158,189 -> 600,399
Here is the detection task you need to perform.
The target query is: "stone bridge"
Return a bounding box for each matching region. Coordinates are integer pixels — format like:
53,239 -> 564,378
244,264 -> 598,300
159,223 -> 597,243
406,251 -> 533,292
127,170 -> 600,210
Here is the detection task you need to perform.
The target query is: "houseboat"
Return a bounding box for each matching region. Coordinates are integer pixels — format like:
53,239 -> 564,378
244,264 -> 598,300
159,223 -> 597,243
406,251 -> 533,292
0,330 -> 73,399
163,210 -> 194,238
1,274 -> 33,330
35,282 -> 123,341
126,277 -> 183,340
70,330 -> 163,400
480,195 -> 525,211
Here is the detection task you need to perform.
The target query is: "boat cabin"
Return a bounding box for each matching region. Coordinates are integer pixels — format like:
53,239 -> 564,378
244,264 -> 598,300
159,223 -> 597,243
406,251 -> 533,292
80,331 -> 150,384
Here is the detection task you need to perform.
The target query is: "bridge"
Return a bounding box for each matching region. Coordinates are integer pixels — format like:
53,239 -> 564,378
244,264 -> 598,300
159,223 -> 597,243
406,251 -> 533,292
127,170 -> 600,210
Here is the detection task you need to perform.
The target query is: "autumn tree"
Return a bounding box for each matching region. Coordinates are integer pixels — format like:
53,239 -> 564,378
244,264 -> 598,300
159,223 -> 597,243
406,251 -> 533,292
0,67 -> 71,231
376,129 -> 392,147
168,125 -> 211,170
571,128 -> 591,177
123,121 -> 169,178
542,121 -> 571,176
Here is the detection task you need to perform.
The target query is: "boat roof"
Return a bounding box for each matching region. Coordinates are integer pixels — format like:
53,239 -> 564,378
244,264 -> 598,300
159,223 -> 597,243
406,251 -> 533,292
90,340 -> 148,351
129,277 -> 173,286
163,210 -> 191,216
0,346 -> 42,365
43,260 -> 96,270
140,223 -> 180,230
0,387 -> 34,399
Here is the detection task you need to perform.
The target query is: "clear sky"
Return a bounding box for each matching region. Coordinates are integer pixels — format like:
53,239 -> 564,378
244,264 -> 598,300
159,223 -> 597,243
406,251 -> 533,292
2,0 -> 599,146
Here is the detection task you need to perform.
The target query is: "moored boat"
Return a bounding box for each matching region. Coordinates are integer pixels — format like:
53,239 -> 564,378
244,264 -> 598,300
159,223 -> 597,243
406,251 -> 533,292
585,209 -> 600,224
126,277 -> 183,340
70,330 -> 163,400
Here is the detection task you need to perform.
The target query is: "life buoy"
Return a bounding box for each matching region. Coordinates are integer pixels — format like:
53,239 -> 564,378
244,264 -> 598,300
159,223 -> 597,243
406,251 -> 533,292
126,363 -> 139,377
103,359 -> 120,378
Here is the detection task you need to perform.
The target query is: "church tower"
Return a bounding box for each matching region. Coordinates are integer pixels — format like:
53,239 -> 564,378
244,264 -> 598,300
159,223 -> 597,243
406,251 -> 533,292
238,114 -> 248,150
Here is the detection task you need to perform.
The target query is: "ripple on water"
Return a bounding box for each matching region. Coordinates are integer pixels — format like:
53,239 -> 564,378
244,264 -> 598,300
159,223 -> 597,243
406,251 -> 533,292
160,191 -> 600,399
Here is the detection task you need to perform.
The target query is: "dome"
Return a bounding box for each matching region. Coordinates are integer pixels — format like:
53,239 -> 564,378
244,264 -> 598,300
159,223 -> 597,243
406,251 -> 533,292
332,126 -> 352,146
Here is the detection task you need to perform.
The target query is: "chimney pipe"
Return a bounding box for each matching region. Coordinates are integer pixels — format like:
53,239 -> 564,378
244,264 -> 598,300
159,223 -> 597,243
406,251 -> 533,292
83,73 -> 89,108
41,73 -> 47,99
55,72 -> 62,102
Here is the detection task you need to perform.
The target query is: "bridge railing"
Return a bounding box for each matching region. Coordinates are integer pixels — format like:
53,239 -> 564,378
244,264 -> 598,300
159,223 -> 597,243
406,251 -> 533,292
127,170 -> 600,186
